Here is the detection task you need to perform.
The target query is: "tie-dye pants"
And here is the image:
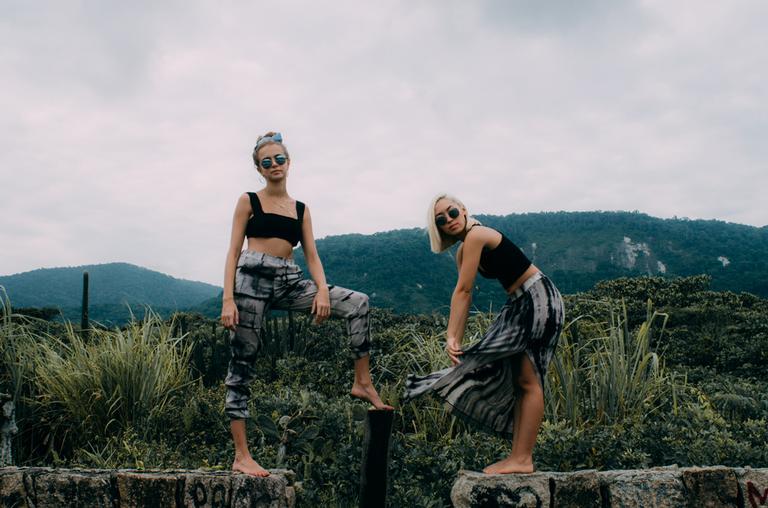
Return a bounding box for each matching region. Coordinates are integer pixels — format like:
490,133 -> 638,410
225,250 -> 371,420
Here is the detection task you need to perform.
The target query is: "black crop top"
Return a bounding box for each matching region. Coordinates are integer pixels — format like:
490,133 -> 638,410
477,230 -> 532,289
245,192 -> 305,247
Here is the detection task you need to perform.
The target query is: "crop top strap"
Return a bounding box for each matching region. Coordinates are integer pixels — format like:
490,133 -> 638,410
246,192 -> 263,215
296,201 -> 305,222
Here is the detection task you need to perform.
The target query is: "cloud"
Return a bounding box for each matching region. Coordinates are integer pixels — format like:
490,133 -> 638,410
1,0 -> 766,285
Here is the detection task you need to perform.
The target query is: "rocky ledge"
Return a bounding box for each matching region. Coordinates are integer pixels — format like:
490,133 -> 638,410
452,465 -> 768,508
0,466 -> 296,507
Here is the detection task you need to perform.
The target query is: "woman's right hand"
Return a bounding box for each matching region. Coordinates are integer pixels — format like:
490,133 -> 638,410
221,298 -> 239,331
446,336 -> 463,365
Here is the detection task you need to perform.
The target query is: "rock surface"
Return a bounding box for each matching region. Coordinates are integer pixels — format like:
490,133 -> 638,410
452,470 -> 550,508
453,466 -> 768,508
0,467 -> 296,508
736,467 -> 768,508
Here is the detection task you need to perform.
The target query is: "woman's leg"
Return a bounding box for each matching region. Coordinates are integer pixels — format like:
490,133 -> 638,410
350,353 -> 394,410
484,353 -> 542,474
275,279 -> 393,410
225,296 -> 270,476
230,419 -> 269,476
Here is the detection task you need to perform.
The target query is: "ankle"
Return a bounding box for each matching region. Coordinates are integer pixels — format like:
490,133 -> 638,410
507,454 -> 533,465
234,451 -> 252,462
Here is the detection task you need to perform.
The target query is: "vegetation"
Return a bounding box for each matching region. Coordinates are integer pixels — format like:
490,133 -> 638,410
2,275 -> 767,506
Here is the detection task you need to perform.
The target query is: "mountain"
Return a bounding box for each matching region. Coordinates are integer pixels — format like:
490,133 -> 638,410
289,211 -> 768,314
0,262 -> 220,323
4,212 -> 767,321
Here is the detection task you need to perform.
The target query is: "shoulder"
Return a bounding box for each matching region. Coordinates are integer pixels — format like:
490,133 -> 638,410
465,225 -> 500,248
236,192 -> 253,209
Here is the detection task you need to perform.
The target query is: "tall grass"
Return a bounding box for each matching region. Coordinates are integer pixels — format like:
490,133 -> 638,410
33,311 -> 193,448
547,299 -> 683,427
0,287 -> 41,404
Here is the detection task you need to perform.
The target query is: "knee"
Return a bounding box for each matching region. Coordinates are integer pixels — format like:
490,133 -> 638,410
357,292 -> 369,311
516,371 -> 541,395
346,291 -> 369,317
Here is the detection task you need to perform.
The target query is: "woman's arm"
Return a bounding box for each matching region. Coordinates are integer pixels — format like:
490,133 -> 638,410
299,206 -> 331,323
445,227 -> 495,364
221,193 -> 251,330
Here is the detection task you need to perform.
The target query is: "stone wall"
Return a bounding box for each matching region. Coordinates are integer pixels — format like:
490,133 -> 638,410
3,465 -> 767,507
452,466 -> 768,508
0,467 -> 296,508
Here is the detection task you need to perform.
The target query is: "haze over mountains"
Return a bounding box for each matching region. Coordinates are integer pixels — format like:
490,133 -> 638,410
2,211 -> 766,323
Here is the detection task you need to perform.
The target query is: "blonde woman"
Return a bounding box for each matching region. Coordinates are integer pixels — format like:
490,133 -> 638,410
221,132 -> 393,477
404,194 -> 564,474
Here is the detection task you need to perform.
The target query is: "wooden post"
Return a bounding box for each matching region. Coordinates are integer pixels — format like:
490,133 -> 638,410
81,271 -> 89,339
359,409 -> 394,508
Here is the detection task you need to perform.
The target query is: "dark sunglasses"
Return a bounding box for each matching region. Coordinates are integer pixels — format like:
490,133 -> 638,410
259,154 -> 287,169
435,207 -> 460,227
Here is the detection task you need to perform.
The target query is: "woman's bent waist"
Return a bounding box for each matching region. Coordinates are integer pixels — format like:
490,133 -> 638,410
504,265 -> 542,296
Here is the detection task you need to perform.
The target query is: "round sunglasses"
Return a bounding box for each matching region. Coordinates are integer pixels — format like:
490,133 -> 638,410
435,207 -> 460,227
259,154 -> 287,169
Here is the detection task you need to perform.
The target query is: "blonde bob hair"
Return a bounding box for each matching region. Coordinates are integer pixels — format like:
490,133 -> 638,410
426,193 -> 482,253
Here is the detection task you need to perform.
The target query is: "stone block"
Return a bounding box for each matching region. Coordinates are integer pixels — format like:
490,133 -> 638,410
680,466 -> 738,507
0,466 -> 29,507
179,471 -> 233,508
451,470 -> 550,508
550,469 -> 601,508
599,468 -> 687,508
735,468 -> 768,508
115,470 -> 180,508
30,468 -> 113,507
230,471 -> 295,508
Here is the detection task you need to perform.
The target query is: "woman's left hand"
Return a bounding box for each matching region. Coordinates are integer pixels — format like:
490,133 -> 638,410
445,336 -> 463,365
312,286 -> 331,324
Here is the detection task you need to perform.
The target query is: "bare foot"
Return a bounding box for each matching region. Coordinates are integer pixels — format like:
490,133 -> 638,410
233,455 -> 270,477
482,457 -> 535,475
351,382 -> 394,410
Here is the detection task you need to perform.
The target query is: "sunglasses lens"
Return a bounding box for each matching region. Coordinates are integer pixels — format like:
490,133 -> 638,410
435,207 -> 460,227
275,155 -> 286,165
260,158 -> 273,169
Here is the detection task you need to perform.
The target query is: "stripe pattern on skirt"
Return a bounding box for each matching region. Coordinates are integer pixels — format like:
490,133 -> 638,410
403,272 -> 564,438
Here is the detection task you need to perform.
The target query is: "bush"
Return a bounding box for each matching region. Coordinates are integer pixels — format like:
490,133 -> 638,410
32,312 -> 192,457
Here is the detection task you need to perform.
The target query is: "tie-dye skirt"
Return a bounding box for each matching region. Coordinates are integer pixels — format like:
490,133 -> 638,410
403,272 -> 564,438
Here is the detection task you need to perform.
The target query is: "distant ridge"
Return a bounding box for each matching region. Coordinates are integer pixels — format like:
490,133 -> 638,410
4,211 -> 767,320
0,262 -> 220,323
291,211 -> 768,314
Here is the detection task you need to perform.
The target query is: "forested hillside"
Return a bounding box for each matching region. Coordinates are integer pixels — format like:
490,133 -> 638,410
4,211 -> 766,321
0,263 -> 220,323
292,211 -> 767,314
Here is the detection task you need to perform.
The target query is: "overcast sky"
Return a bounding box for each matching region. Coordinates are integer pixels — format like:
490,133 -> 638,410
2,0 -> 766,286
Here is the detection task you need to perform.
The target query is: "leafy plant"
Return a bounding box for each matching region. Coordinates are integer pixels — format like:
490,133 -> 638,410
546,299 -> 684,427
33,311 -> 192,452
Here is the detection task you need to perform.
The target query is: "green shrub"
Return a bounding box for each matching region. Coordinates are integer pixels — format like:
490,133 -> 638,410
547,300 -> 684,427
33,312 -> 192,455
